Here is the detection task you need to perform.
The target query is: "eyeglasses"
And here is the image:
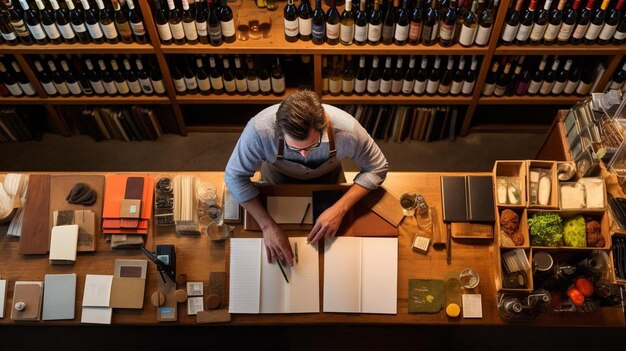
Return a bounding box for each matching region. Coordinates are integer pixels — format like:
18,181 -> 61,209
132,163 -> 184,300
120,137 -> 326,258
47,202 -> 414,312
285,133 -> 322,153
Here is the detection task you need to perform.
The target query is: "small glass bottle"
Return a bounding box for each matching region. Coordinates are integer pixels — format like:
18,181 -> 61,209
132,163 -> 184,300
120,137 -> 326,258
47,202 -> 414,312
416,201 -> 433,229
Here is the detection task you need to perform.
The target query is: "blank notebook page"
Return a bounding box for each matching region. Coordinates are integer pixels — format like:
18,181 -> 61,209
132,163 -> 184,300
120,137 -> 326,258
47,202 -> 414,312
361,237 -> 398,314
323,237 -> 362,313
229,238 -> 262,313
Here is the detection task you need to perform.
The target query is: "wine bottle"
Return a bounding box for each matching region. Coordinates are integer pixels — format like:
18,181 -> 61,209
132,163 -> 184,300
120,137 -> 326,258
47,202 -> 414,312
379,56 -> 393,95
438,56 -> 454,94
171,58 -> 186,94
8,0 -> 33,44
84,58 -> 106,95
194,0 -> 209,44
354,55 -> 367,95
570,0 -> 595,44
381,0 -> 396,44
527,56 -> 547,95
413,56 -> 428,94
218,0 -> 235,43
367,0 -> 383,44
154,0 -> 173,44
563,62 -> 581,94
539,58 -> 559,94
205,56 -> 222,94
284,0 -> 299,42
329,56 -> 342,95
166,0 -> 185,44
409,0 -> 423,44
481,61 -> 499,95
340,0 -> 355,45
459,0 -> 478,46
493,60 -> 511,96
366,56 -> 381,95
123,58 -> 142,95
544,0 -> 567,44
462,57 -> 477,95
422,0 -> 439,45
257,58 -> 272,95
341,55 -> 355,95
354,0 -> 368,44
33,59 -> 58,95
135,58 -> 154,95
77,59 -> 95,95
607,60 -> 626,90
182,57 -> 198,93
390,56 -> 404,94
10,61 -> 36,95
207,0 -> 223,45
110,58 -> 130,96
321,56 -> 329,93
439,0 -> 457,46
181,0 -> 198,44
298,0 -> 313,41
149,58 -> 166,95
0,5 -> 19,45
64,0 -> 90,44
474,0 -> 493,45
195,57 -> 211,95
326,0 -> 341,44
552,58 -> 571,94
0,62 -> 24,96
312,0 -> 326,44
19,0 -> 47,44
585,0 -> 610,43
233,55 -> 247,94
401,55 -> 416,95
530,0 -> 552,44
500,0 -> 524,45
425,56 -> 441,95
516,65 -> 531,95
95,0 -> 119,43
80,0 -> 104,43
246,56 -> 260,96
598,0 -> 623,43
516,0 -> 537,45
557,0 -> 581,43
271,57 -> 286,95
125,0 -> 146,43
453,0 -> 466,43
221,57 -> 236,94
450,57 -> 465,94
613,0 -> 626,43
506,56 -> 524,95
48,59 -> 71,95
576,65 -> 594,95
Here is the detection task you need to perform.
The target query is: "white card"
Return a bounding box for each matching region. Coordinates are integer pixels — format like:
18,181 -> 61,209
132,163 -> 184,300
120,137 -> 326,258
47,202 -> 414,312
462,294 -> 483,318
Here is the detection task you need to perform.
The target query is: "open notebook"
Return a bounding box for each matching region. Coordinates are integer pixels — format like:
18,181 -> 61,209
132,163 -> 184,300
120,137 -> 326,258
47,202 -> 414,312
323,237 -> 398,314
229,237 -> 319,314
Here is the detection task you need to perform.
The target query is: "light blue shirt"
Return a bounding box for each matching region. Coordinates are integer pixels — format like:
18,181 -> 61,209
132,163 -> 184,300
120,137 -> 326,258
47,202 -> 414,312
224,104 -> 388,203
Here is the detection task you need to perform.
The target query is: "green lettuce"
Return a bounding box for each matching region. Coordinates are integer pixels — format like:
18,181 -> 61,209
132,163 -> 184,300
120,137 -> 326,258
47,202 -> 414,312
528,212 -> 563,247
562,215 -> 587,247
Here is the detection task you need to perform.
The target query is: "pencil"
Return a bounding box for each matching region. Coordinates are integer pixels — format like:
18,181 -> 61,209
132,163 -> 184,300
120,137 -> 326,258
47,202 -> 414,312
294,242 -> 299,264
300,203 -> 311,225
276,259 -> 289,284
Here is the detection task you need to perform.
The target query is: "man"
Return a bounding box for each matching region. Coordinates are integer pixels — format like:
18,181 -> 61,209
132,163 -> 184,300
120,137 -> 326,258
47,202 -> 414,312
225,91 -> 388,265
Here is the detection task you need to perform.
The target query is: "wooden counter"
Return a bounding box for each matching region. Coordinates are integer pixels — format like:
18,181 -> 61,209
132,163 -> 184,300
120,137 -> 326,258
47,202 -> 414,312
0,171 -> 623,326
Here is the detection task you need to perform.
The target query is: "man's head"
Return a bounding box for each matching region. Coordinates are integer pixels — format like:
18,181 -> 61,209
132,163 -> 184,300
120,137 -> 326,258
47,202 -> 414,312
276,90 -> 327,141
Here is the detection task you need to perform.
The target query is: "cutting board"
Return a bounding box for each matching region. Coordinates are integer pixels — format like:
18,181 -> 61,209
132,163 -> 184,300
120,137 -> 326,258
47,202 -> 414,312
18,175 -> 51,254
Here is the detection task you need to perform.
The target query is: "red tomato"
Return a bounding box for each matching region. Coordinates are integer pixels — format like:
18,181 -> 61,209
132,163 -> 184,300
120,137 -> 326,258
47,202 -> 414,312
567,287 -> 586,307
575,278 -> 595,297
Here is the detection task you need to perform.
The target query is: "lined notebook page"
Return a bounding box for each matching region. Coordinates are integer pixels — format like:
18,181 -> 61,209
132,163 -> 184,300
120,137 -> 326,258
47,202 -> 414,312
260,242 -> 287,313
228,238 -> 262,313
361,237 -> 398,314
284,237 -> 320,313
323,237 -> 362,313
267,197 -> 313,224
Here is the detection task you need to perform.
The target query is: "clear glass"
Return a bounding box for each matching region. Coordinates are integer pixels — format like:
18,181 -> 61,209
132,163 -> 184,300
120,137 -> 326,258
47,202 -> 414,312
459,267 -> 480,289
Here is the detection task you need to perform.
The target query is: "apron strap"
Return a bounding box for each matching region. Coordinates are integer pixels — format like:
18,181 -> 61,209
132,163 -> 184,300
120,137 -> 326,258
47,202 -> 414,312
277,135 -> 284,161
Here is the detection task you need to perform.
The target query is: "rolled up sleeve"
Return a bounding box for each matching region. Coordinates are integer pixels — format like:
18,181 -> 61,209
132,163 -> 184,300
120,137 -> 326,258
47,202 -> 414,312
344,121 -> 388,189
224,121 -> 265,203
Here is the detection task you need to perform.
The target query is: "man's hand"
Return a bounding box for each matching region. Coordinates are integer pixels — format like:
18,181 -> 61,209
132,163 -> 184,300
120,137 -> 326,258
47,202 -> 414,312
307,204 -> 345,244
263,223 -> 294,265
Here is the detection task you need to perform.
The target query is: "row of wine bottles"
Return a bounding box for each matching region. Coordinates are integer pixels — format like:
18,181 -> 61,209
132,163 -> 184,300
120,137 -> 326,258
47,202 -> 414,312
284,0 -> 498,46
169,54 -> 287,95
0,56 -> 37,97
500,0 -> 626,46
152,0 -> 236,45
322,54 -> 479,96
482,55 -> 601,96
606,59 -> 626,91
0,0 -> 149,45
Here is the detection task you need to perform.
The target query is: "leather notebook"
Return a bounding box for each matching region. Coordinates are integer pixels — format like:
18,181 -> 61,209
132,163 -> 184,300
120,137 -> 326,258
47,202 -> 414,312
11,281 -> 43,321
18,174 -> 51,254
465,175 -> 495,222
440,176 -> 468,223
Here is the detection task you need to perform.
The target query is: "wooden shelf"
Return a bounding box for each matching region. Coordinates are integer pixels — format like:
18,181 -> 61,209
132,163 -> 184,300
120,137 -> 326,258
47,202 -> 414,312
322,94 -> 473,105
0,42 -> 154,54
176,88 -> 296,104
0,95 -> 170,105
186,125 -> 245,133
478,95 -> 584,105
494,44 -> 626,55
469,123 -> 551,133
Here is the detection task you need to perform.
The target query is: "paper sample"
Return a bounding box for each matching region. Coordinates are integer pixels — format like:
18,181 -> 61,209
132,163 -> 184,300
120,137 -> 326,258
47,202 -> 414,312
49,224 -> 79,264
462,294 -> 483,318
82,274 -> 113,307
42,274 -> 76,320
267,197 -> 313,224
0,279 -> 6,318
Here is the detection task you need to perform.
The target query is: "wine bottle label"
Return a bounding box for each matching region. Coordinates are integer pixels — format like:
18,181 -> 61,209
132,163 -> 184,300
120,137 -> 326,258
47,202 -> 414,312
474,24 -> 491,45
220,19 -> 236,37
500,23 -> 518,41
379,79 -> 391,93
130,21 -> 146,36
170,22 -> 186,40
259,78 -> 271,92
516,23 -> 532,41
529,23 -> 547,41
271,77 -> 286,93
516,81 -> 528,95
544,23 -> 560,41
87,23 -> 104,39
462,80 -> 475,94
493,84 -> 506,96
329,78 -> 342,93
459,25 -> 477,46
564,80 -> 578,94
184,76 -> 198,90
576,81 -> 591,95
183,21 -> 198,40
115,81 -> 130,94
41,81 -> 57,95
401,79 -> 414,94
197,77 -> 211,91
27,23 -> 46,40
354,78 -> 366,93
58,22 -> 76,39
409,22 -> 421,41
326,22 -> 340,39
224,79 -> 236,92
391,79 -> 402,93
599,23 -> 617,40
91,80 -> 106,94
481,82 -> 495,95
450,80 -> 463,94
426,80 -> 439,94
431,22 -> 439,40
340,23 -> 354,43
572,23 -> 589,39
128,80 -> 142,94
6,83 -> 23,96
18,82 -> 35,96
174,78 -> 186,92
413,79 -> 426,94
439,23 -> 454,40
71,22 -> 87,34
101,22 -> 118,39
342,78 -> 355,93
557,22 -> 575,41
552,80 -> 566,94
195,21 -> 207,37
56,81 -> 71,95
438,83 -> 451,94
539,81 -> 554,95
322,77 -> 329,92
235,78 -> 247,92
152,79 -> 166,93
584,23 -> 602,40
312,23 -> 325,39
209,25 -> 222,40
248,79 -> 260,92
12,19 -> 29,37
157,23 -> 173,40
138,78 -> 154,93
67,81 -> 82,95
354,24 -> 367,42
79,81 -> 93,95
212,76 -> 225,90
614,30 -> 626,40
382,24 -> 394,40
1,31 -> 17,40
527,80 -> 541,94
284,18 -> 299,37
367,23 -> 381,41
394,24 -> 409,42
299,17 -> 312,36
366,79 -> 380,94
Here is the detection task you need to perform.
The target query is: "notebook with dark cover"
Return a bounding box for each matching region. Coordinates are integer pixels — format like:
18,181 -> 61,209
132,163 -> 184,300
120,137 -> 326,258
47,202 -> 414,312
440,176 -> 468,223
466,176 -> 495,222
312,190 -> 344,224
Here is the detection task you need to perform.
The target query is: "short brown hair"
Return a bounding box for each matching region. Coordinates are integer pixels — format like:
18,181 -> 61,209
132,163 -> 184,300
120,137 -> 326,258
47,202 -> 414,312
276,90 -> 327,140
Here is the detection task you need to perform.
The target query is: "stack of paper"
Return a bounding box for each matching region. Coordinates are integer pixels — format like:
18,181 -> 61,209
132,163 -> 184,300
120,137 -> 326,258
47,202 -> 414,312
173,175 -> 200,234
49,225 -> 79,265
81,274 -> 113,324
0,277 -> 6,318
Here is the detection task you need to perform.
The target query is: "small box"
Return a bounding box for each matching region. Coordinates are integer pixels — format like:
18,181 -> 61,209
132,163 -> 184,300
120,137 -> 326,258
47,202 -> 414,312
120,199 -> 142,218
412,235 -> 430,253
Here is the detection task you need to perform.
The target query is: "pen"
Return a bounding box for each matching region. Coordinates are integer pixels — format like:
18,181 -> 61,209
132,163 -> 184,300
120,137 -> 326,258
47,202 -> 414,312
276,259 -> 289,284
294,242 -> 299,264
300,203 -> 311,225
